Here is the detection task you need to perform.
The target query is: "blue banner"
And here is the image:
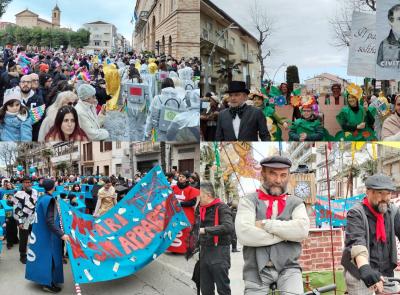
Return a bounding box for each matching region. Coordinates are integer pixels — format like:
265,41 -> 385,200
59,166 -> 190,284
314,194 -> 366,227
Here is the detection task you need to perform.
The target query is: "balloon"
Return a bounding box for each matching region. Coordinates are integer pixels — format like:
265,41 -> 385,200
17,165 -> 24,172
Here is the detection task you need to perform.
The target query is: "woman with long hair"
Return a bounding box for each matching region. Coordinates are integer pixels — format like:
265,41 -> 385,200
38,91 -> 79,141
45,105 -> 88,141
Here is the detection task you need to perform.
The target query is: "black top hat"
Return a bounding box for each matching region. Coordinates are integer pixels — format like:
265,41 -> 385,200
225,81 -> 250,95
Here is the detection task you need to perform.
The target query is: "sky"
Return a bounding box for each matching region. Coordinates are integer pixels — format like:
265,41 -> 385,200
1,0 -> 136,44
211,0 -> 365,85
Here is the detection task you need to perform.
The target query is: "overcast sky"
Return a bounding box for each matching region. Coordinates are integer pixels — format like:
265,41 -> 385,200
211,0 -> 364,84
1,0 -> 135,43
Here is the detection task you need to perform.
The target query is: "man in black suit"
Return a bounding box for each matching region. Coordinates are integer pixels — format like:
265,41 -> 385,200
215,81 -> 270,141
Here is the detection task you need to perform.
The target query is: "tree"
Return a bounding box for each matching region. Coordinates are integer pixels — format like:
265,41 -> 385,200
330,0 -> 376,48
286,65 -> 300,93
15,26 -> 31,46
56,162 -> 68,176
0,143 -> 17,177
41,149 -> 53,176
215,59 -> 242,84
249,0 -> 273,84
0,0 -> 12,18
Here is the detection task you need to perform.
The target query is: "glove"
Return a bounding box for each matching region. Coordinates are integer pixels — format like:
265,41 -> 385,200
359,264 -> 382,287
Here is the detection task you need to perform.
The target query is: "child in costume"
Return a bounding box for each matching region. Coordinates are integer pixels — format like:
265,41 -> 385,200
0,88 -> 32,141
335,83 -> 377,141
249,90 -> 288,141
289,96 -> 324,141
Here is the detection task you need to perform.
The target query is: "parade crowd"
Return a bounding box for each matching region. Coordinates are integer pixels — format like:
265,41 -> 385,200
0,44 -> 201,142
201,80 -> 400,142
0,168 -> 200,293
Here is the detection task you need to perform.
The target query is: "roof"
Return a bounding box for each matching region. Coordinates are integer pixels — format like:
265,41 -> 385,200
53,4 -> 60,11
305,73 -> 348,83
37,18 -> 52,25
202,0 -> 258,43
15,9 -> 39,17
86,21 -> 111,25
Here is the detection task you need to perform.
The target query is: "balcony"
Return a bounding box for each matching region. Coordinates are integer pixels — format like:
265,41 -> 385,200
134,142 -> 160,155
241,53 -> 254,64
134,11 -> 149,32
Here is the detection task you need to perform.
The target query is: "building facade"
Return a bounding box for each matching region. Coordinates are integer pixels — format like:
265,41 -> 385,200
15,5 -> 61,29
134,0 -> 200,58
83,21 -> 118,53
304,73 -> 350,95
201,0 -> 261,95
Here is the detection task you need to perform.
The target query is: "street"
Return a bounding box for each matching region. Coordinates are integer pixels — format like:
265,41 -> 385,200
230,249 -> 244,295
0,243 -> 197,295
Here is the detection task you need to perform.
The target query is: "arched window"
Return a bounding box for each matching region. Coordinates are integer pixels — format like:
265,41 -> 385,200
168,36 -> 172,56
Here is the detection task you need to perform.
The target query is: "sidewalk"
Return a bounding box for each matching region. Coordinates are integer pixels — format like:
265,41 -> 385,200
0,242 -> 197,294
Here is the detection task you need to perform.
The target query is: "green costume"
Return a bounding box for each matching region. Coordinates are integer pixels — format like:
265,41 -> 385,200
335,103 -> 377,141
289,117 -> 324,141
263,102 -> 286,141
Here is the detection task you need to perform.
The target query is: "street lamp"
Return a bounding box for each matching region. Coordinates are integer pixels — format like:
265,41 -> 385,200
272,62 -> 287,84
204,23 -> 239,94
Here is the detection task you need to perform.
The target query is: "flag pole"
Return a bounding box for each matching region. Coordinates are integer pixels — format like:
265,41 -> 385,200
56,200 -> 82,295
325,143 -> 336,293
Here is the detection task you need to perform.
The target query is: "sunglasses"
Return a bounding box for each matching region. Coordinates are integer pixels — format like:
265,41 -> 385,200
67,101 -> 78,106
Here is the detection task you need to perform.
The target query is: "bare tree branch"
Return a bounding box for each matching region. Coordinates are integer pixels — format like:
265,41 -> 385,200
249,0 -> 274,83
330,0 -> 376,48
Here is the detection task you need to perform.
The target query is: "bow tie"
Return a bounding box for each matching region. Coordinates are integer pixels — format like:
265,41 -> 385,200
229,105 -> 246,119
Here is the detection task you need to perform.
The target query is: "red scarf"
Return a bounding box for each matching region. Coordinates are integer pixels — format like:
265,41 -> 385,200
363,198 -> 386,243
199,198 -> 221,246
257,189 -> 287,219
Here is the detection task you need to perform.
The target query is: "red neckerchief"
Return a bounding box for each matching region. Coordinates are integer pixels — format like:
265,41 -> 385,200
363,198 -> 387,243
257,189 -> 287,219
200,198 -> 222,246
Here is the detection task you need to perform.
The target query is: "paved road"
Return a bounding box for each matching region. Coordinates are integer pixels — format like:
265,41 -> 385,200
0,242 -> 197,295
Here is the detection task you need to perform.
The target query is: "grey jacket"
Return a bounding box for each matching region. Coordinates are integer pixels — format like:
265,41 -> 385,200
241,193 -> 305,284
341,202 -> 399,279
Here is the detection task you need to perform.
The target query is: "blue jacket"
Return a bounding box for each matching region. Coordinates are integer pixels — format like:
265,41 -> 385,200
0,113 -> 32,141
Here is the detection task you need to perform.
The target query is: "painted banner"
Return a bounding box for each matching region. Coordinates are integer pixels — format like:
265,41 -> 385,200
347,12 -> 377,77
59,166 -> 190,284
315,194 -> 365,227
376,0 -> 400,79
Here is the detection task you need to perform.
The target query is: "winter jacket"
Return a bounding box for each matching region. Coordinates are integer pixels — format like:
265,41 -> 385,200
0,112 -> 32,141
75,100 -> 109,141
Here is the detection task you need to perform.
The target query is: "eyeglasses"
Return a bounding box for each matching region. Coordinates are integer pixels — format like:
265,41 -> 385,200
21,81 -> 32,84
32,79 -> 39,82
68,101 -> 78,106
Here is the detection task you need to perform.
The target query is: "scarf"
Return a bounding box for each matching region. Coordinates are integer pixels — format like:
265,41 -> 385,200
363,198 -> 387,243
229,104 -> 246,119
177,182 -> 189,189
199,198 -> 222,246
257,189 -> 287,219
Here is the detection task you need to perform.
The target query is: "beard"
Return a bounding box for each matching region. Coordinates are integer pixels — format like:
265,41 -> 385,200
21,87 -> 31,94
262,181 -> 287,196
372,201 -> 388,214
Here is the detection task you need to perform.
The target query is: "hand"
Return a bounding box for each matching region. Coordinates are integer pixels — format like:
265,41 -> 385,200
359,264 -> 383,288
369,278 -> 384,294
199,228 -> 206,235
101,105 -> 107,115
300,133 -> 307,141
61,235 -> 70,243
357,122 -> 366,130
18,224 -> 24,229
283,122 -> 289,130
255,220 -> 265,229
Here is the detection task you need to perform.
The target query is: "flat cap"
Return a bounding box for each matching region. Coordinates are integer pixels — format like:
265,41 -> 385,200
260,156 -> 292,169
365,173 -> 396,191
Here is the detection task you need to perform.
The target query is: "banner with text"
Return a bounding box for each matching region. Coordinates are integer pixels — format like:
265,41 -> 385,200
347,12 -> 377,78
59,166 -> 190,284
376,0 -> 400,79
315,193 -> 365,227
